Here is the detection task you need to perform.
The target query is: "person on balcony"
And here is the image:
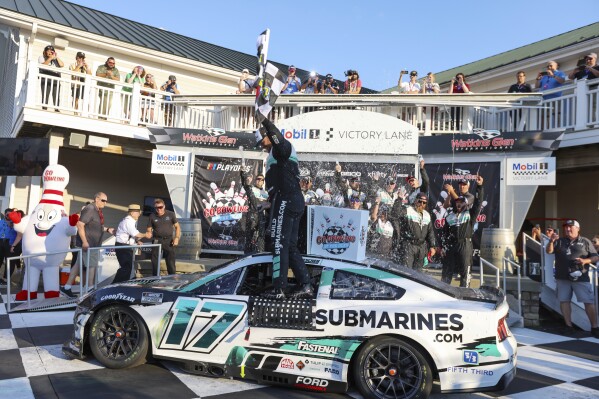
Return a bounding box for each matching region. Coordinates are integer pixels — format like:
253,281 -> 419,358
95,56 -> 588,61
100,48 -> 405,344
535,60 -> 566,100
508,71 -> 532,93
568,52 -> 599,81
281,65 -> 301,94
123,66 -> 146,119
344,70 -> 362,94
421,72 -> 440,94
236,68 -> 258,94
448,73 -> 471,130
38,45 -> 64,110
141,74 -> 157,123
69,52 -> 91,113
321,74 -> 340,94
399,71 -> 421,94
95,57 -> 121,118
546,220 -> 599,338
161,75 -> 180,126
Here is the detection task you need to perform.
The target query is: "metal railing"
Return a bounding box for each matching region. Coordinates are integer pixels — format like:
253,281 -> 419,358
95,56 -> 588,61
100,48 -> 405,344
522,232 -> 544,280
478,256 -> 501,288
503,258 -> 522,318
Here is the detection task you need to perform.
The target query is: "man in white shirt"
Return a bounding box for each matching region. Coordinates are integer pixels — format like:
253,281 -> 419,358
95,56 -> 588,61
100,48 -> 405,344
113,204 -> 150,283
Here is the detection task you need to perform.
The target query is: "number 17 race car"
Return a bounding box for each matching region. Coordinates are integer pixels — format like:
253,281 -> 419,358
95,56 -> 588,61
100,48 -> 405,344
63,253 -> 517,399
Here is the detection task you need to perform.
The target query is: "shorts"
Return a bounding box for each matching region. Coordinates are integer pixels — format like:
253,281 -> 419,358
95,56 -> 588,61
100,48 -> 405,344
81,249 -> 100,270
556,278 -> 594,304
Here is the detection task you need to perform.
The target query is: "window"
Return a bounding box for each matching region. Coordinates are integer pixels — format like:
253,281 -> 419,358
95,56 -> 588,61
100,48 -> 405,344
237,262 -> 323,297
331,270 -> 405,300
193,269 -> 242,295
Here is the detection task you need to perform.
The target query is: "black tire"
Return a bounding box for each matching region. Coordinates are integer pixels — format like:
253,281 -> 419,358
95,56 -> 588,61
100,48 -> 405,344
88,305 -> 149,369
352,336 -> 433,399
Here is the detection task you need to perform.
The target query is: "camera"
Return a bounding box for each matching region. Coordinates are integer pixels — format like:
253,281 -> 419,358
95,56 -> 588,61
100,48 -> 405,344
577,57 -> 587,68
344,70 -> 355,77
310,71 -> 316,77
401,70 -> 409,74
540,72 -> 549,76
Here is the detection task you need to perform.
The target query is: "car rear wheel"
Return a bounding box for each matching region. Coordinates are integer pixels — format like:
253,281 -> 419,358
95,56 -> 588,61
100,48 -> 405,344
352,336 -> 432,399
88,305 -> 149,369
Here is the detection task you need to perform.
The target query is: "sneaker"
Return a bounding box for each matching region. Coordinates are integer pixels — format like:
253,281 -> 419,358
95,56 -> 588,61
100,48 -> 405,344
60,287 -> 76,298
262,288 -> 285,300
288,284 -> 313,300
560,325 -> 576,336
591,327 -> 599,339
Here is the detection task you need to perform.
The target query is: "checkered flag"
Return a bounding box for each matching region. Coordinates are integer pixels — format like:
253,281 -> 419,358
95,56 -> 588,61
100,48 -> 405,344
255,62 -> 286,123
472,128 -> 501,140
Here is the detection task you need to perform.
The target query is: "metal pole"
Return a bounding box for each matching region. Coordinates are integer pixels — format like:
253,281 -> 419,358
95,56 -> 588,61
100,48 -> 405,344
479,257 -> 484,286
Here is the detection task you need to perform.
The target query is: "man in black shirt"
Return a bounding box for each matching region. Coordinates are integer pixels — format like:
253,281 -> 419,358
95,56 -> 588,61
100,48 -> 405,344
546,219 -> 599,337
146,198 -> 181,275
568,52 -> 599,81
507,71 -> 532,93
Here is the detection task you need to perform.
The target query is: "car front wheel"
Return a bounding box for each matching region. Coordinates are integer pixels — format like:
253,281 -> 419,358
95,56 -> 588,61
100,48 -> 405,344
352,336 -> 433,399
88,305 -> 149,369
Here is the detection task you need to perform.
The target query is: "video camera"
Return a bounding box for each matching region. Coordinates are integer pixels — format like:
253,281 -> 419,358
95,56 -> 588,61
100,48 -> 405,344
344,70 -> 355,77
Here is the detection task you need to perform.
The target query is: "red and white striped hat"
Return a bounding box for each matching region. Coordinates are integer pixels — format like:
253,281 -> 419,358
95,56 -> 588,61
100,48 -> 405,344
40,164 -> 70,208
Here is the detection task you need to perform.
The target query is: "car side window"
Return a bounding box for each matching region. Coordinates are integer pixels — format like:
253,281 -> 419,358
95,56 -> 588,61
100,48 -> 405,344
331,270 -> 405,300
193,269 -> 242,295
237,262 -> 323,297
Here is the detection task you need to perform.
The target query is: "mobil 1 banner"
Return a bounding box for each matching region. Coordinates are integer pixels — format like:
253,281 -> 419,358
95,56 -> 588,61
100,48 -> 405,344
298,160 -> 415,206
424,162 -> 500,258
190,155 -> 262,253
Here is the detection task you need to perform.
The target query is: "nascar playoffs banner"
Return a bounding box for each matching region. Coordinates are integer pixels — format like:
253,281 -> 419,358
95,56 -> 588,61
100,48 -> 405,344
424,162 -> 501,255
190,155 -> 262,252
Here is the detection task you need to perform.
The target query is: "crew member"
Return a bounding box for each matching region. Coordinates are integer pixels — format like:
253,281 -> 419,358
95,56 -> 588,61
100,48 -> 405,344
334,163 -> 369,209
113,204 -> 150,283
405,158 -> 429,204
389,192 -> 436,270
240,171 -> 269,254
257,119 -> 311,299
440,175 -> 484,287
146,198 -> 181,275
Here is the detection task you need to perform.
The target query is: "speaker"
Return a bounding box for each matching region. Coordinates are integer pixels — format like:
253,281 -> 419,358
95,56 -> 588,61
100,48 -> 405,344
69,132 -> 86,148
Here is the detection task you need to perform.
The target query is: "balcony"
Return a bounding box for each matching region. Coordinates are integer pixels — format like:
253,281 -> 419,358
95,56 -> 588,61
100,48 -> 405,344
11,61 -> 599,142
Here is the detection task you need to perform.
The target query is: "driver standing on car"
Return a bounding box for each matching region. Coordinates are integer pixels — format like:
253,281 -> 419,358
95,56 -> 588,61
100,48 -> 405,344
256,119 -> 311,300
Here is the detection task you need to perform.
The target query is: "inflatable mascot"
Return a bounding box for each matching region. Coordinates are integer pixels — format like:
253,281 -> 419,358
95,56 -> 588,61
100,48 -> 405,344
8,164 -> 78,300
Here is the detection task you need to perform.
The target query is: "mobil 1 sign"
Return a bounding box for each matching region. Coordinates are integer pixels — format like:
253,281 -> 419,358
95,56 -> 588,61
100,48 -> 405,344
506,157 -> 555,186
151,149 -> 190,176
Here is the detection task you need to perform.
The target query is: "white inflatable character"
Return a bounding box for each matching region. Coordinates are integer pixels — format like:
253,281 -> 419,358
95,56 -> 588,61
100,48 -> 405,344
9,164 -> 78,300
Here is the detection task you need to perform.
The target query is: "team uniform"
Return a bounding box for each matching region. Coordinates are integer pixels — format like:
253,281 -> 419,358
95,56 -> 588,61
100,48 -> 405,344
147,210 -> 178,275
389,201 -> 436,270
241,178 -> 268,254
440,184 -> 484,287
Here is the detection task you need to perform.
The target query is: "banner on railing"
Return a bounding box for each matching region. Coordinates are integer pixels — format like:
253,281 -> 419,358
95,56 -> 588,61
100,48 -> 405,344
419,130 -> 563,154
424,161 -> 501,259
505,157 -> 556,186
0,138 -> 49,176
190,155 -> 262,253
148,127 -> 257,149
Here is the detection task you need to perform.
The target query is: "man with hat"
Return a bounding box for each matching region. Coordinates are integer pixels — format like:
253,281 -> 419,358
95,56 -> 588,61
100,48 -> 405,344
399,70 -> 421,94
113,204 -> 151,283
161,74 -> 180,125
237,68 -> 259,94
321,73 -> 339,94
444,177 -> 475,210
568,52 -> 599,81
404,158 -> 430,205
389,192 -> 436,270
334,163 -> 369,209
255,119 -> 311,299
282,65 -> 302,94
440,175 -> 484,287
240,171 -> 269,254
546,220 -> 599,337
69,51 -> 91,112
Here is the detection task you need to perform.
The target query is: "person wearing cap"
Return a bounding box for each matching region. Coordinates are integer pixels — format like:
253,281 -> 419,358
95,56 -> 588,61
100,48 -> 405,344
69,51 -> 91,112
240,170 -> 269,254
321,73 -> 339,94
377,176 -> 399,206
443,177 -> 475,210
404,158 -> 430,205
334,163 -> 369,209
300,176 -> 319,205
96,57 -> 121,117
400,71 -> 421,94
440,174 -> 484,287
343,70 -> 361,94
237,68 -> 259,94
147,198 -> 181,276
123,66 -> 147,119
113,204 -> 152,283
255,119 -> 311,300
38,45 -> 64,110
568,52 -> 599,81
282,65 -> 302,94
369,199 -> 394,257
161,74 -> 180,126
389,192 -> 436,270
546,220 -> 599,337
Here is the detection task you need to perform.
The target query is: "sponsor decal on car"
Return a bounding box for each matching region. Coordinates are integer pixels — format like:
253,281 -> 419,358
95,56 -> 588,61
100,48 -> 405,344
296,360 -> 305,370
280,358 -> 294,369
99,293 -> 135,302
141,292 -> 164,304
295,376 -> 329,392
315,309 -> 464,331
463,350 -> 479,365
447,366 -> 494,376
297,340 -> 339,355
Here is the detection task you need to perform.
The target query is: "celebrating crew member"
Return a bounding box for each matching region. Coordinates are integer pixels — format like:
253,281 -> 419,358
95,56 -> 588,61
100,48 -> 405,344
440,174 -> 484,287
240,171 -> 269,254
334,163 -> 369,209
389,192 -> 436,270
256,119 -> 311,300
404,158 -> 429,204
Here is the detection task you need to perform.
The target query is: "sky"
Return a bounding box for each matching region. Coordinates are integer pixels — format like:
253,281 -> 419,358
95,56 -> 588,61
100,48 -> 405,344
68,0 -> 599,91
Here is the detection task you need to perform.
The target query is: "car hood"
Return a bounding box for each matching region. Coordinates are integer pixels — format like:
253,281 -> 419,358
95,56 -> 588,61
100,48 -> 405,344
112,272 -> 207,291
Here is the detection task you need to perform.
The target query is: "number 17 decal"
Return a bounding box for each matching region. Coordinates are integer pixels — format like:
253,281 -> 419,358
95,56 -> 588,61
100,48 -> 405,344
159,297 -> 246,353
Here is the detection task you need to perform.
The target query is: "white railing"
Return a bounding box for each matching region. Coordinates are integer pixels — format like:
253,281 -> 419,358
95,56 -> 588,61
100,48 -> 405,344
19,61 -> 599,135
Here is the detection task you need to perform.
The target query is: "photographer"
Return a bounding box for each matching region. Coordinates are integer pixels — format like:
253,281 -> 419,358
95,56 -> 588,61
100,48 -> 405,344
237,68 -> 258,94
568,52 -> 599,81
400,70 -> 420,94
301,72 -> 321,94
69,52 -> 91,112
282,65 -> 301,94
535,60 -> 565,99
161,75 -> 180,126
38,45 -> 64,110
344,70 -> 361,94
546,220 -> 599,337
321,73 -> 339,94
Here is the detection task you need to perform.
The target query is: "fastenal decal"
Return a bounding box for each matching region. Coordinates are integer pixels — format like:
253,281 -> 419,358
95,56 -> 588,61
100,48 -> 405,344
298,341 -> 339,355
100,293 -> 135,302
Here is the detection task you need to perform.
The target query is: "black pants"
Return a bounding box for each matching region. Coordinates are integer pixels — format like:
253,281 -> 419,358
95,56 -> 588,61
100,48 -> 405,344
442,241 -> 473,287
399,242 -> 427,271
244,211 -> 266,254
0,239 -> 11,278
113,243 -> 136,283
152,237 -> 177,275
40,77 -> 60,107
270,193 -> 309,290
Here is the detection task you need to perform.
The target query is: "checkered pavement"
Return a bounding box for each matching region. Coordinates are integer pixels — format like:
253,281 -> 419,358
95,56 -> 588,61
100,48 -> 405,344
1,287 -> 599,399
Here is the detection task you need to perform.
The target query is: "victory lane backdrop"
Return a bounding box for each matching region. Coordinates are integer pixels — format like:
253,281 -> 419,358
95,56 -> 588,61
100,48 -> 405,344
424,162 -> 501,258
191,155 -> 262,252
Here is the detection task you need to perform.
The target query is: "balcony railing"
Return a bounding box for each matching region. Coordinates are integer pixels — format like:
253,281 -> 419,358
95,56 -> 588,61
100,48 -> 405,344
16,61 -> 599,136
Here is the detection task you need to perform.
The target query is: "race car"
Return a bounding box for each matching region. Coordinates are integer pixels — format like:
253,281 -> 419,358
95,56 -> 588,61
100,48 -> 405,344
63,253 -> 516,399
